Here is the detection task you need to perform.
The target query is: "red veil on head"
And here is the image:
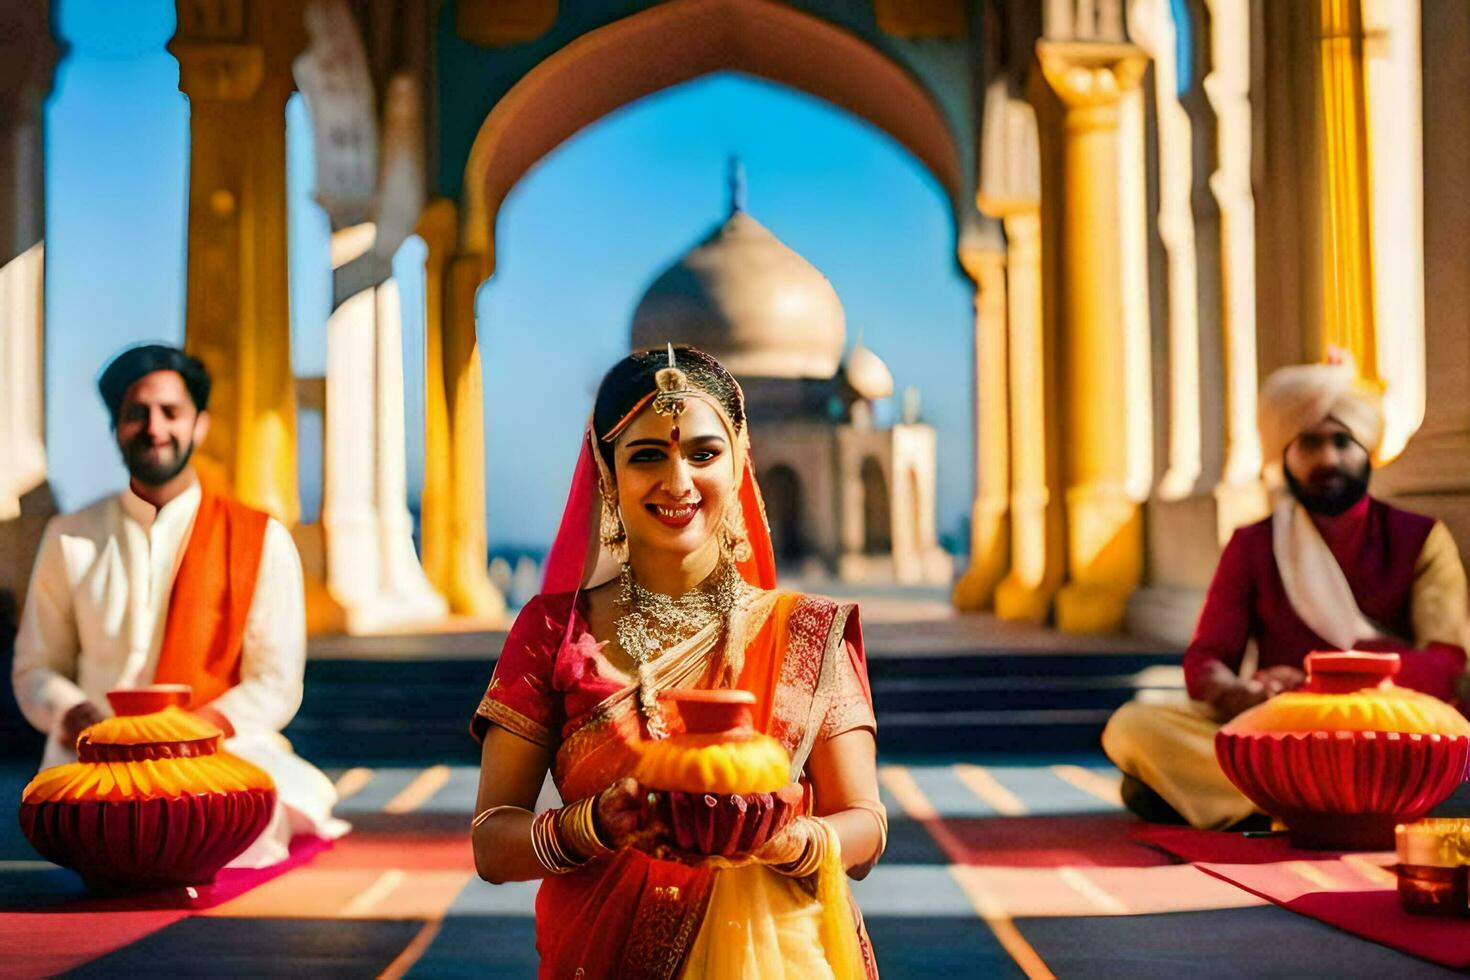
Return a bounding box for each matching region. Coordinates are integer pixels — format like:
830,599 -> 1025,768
541,428 -> 777,598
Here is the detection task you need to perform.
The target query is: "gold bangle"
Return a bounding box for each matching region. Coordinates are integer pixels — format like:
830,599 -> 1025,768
558,796 -> 614,861
531,808 -> 582,875
472,804 -> 531,831
772,817 -> 826,878
848,799 -> 889,858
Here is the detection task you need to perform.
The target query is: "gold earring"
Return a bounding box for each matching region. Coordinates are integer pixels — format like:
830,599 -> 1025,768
600,494 -> 627,559
722,503 -> 752,563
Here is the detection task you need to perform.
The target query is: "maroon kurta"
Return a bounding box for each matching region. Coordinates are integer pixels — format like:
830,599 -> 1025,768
1184,495 -> 1466,702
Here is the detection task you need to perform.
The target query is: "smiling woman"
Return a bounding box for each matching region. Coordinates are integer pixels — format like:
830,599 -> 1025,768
469,345 -> 884,978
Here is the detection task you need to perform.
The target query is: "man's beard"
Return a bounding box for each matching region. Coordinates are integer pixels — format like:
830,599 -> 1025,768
123,435 -> 195,487
1284,460 -> 1371,516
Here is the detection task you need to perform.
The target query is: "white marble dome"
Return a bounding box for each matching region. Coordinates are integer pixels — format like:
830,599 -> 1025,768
631,207 -> 846,380
844,341 -> 894,401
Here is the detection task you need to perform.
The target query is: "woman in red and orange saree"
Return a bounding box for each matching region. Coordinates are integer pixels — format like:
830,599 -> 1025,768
470,347 -> 884,978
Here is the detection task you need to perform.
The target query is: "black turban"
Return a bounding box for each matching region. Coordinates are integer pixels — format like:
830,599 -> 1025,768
97,344 -> 211,426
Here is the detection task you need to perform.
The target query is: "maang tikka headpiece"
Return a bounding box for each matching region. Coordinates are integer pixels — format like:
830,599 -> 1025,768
652,342 -> 697,446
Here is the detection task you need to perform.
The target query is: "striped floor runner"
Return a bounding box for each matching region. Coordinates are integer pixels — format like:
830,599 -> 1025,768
0,761 -> 1457,977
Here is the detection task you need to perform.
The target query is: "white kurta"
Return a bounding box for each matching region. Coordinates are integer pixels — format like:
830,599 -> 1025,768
11,480 -> 348,867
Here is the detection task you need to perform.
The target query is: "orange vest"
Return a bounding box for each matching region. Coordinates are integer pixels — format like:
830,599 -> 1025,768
152,484 -> 270,707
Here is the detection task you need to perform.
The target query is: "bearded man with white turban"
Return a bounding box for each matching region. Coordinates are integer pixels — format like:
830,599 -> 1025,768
1103,357 -> 1470,829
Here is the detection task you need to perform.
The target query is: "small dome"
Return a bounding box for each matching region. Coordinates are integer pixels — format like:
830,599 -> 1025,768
844,343 -> 894,401
631,181 -> 846,379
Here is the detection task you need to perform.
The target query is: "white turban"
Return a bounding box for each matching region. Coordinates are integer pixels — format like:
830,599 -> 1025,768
1257,360 -> 1384,468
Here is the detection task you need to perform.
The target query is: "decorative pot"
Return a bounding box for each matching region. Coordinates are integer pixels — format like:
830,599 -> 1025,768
1215,652 -> 1470,850
634,689 -> 800,857
19,685 -> 276,889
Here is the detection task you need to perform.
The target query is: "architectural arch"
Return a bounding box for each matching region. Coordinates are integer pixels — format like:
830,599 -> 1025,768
459,0 -> 964,262
422,0 -> 966,614
861,456 -> 891,555
761,463 -> 805,565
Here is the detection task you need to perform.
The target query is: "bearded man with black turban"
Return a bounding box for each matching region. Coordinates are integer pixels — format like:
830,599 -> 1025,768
11,344 -> 347,867
1103,356 -> 1470,829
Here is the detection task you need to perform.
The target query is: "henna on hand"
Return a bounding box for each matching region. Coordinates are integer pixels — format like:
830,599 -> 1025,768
594,776 -> 662,852
751,814 -> 812,867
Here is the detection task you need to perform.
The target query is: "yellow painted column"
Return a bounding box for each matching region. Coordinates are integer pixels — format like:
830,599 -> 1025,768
1315,0 -> 1377,376
1038,41 -> 1148,634
953,242 -> 1010,611
444,252 -> 505,619
171,1 -> 303,525
416,199 -> 457,598
992,209 -> 1065,623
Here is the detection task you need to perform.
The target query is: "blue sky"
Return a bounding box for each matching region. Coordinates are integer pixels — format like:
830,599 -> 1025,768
45,0 -> 975,553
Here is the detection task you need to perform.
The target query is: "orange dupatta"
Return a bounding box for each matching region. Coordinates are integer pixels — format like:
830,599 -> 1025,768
152,483 -> 270,707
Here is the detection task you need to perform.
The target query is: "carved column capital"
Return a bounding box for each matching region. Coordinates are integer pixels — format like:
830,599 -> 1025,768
956,242 -> 1007,283
1036,40 -> 1147,121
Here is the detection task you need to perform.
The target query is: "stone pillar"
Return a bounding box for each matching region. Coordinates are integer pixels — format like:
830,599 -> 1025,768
952,241 -> 1010,610
373,279 -> 449,623
1132,0 -> 1202,502
1361,0 -> 1425,462
0,0 -> 58,608
1206,0 -> 1269,538
1314,0 -> 1377,376
443,253 -> 504,619
416,199 -> 457,598
1118,66 -> 1154,506
1372,0 -> 1470,541
1038,41 -> 1148,633
0,243 -> 44,523
979,76 -> 1065,624
171,0 -> 303,525
993,210 -> 1064,622
322,223 -> 449,634
323,282 -> 381,623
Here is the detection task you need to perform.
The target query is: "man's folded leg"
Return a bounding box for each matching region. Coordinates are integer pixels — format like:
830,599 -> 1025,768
1102,699 -> 1258,830
223,731 -> 351,870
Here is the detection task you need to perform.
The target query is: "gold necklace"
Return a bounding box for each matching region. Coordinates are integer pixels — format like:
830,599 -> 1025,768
615,558 -> 748,738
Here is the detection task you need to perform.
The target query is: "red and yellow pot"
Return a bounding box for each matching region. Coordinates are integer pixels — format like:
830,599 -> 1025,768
19,685 -> 276,889
634,689 -> 801,858
1216,652 -> 1470,850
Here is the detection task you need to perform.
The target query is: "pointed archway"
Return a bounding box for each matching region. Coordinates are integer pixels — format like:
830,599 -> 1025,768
420,0 -> 965,613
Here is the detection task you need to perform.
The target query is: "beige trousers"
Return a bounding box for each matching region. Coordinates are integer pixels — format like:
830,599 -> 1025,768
1101,698 -> 1258,830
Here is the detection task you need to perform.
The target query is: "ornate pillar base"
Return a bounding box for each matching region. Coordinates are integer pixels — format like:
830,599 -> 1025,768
1055,488 -> 1143,633
993,487 -> 1063,625
953,499 -> 1010,610
995,574 -> 1053,624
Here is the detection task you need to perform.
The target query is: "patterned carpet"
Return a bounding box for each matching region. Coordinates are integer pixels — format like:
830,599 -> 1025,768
0,759 -> 1459,978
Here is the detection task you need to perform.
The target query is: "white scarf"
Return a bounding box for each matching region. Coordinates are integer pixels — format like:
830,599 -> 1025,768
1271,496 -> 1391,650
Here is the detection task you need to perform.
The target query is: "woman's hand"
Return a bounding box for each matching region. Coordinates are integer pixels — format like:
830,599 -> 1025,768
750,814 -> 815,868
593,777 -> 659,851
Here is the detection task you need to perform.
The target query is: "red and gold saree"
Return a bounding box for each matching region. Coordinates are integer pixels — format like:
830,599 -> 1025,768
470,432 -> 878,978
